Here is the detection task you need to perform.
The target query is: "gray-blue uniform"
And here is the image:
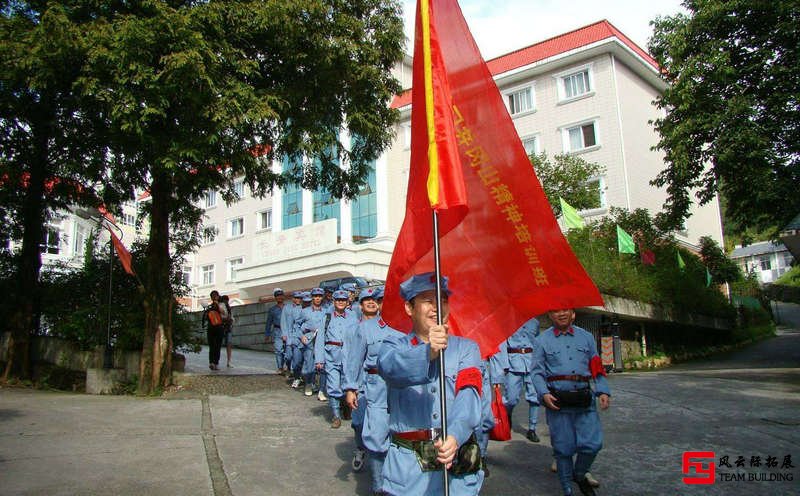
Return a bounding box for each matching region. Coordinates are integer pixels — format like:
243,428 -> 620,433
378,331 -> 485,495
344,314 -> 401,493
280,292 -> 302,373
298,290 -> 328,387
532,325 -> 610,496
475,346 -> 509,458
265,293 -> 285,370
501,317 -> 540,434
314,291 -> 358,421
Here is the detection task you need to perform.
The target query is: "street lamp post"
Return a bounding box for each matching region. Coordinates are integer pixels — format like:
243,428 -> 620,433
75,208 -> 123,369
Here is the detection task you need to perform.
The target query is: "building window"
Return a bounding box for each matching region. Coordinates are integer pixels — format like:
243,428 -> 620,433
228,217 -> 244,238
282,155 -> 303,229
233,179 -> 245,200
73,223 -> 87,257
258,209 -> 273,231
201,264 -> 215,286
521,135 -> 539,157
181,265 -> 192,286
120,212 -> 136,227
564,121 -> 598,152
351,162 -> 377,243
401,123 -> 412,150
227,257 -> 243,281
583,177 -> 607,210
505,86 -> 534,115
201,225 -> 217,245
759,256 -> 771,271
40,226 -> 61,255
204,189 -> 217,209
562,70 -> 591,99
783,253 -> 794,268
312,147 -> 341,235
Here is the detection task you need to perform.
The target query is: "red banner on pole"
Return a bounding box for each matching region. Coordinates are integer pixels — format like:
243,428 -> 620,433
382,0 -> 603,358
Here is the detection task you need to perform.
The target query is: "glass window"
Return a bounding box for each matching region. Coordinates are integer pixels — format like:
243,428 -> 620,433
506,86 -> 534,115
583,177 -> 606,210
562,70 -> 591,99
40,227 -> 61,255
204,190 -> 217,209
351,162 -> 377,242
759,256 -> 771,271
282,155 -> 303,229
565,122 -> 597,152
181,266 -> 192,286
73,223 -> 87,256
259,209 -> 272,230
233,179 -> 245,200
522,135 -> 539,157
228,217 -> 244,238
227,257 -> 243,281
313,146 -> 341,235
201,225 -> 217,245
120,213 -> 136,227
201,264 -> 215,285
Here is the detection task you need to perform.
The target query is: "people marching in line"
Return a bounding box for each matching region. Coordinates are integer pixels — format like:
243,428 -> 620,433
201,282 -> 611,496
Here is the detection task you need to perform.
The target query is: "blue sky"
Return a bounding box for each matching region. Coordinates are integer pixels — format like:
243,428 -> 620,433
401,0 -> 687,59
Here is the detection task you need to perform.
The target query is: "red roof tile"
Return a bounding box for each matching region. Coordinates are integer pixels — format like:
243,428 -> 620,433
390,20 -> 659,109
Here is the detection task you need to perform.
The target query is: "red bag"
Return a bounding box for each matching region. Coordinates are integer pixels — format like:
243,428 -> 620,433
207,309 -> 223,327
489,384 -> 511,441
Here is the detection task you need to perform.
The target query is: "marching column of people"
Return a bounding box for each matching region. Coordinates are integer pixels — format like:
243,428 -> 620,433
256,279 -> 610,496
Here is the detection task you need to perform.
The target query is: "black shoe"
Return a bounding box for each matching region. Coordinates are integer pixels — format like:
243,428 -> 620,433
575,476 -> 597,496
526,429 -> 540,442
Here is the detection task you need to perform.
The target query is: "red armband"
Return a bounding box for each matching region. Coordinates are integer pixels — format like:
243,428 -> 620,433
590,356 -> 606,378
455,367 -> 483,397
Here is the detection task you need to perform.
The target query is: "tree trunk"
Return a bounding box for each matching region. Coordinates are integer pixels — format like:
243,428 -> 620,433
2,121 -> 49,382
138,170 -> 174,394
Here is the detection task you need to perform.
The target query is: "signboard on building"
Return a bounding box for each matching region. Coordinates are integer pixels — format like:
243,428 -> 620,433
252,218 -> 338,263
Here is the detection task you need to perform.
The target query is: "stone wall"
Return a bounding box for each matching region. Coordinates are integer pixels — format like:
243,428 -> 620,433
189,302 -> 275,352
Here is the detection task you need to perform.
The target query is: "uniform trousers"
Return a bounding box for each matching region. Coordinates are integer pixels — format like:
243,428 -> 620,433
546,405 -> 603,495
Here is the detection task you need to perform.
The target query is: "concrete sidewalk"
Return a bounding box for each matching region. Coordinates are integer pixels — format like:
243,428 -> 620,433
2,333 -> 799,495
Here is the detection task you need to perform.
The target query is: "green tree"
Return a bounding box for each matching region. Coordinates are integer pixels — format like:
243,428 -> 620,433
530,152 -> 605,216
0,3 -> 105,380
699,235 -> 742,284
78,0 -> 404,393
649,0 -> 800,234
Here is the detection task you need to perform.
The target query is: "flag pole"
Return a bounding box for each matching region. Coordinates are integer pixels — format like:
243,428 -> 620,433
432,209 -> 450,495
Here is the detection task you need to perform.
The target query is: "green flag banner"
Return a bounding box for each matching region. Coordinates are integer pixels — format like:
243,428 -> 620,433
616,225 -> 635,254
677,251 -> 686,270
559,197 -> 584,229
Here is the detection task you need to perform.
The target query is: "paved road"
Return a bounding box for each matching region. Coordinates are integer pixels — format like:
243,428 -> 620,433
1,328 -> 799,495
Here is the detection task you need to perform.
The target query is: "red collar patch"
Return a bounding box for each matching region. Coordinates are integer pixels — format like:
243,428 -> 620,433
377,318 -> 387,328
554,326 -> 575,337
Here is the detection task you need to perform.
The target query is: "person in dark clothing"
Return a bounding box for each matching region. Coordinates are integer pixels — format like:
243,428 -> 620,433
205,290 -> 224,370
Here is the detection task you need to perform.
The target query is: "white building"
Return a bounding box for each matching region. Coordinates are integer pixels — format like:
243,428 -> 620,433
730,241 -> 795,285
179,20 -> 726,308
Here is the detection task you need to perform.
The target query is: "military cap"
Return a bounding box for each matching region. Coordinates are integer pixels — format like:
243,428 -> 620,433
359,288 -> 377,302
310,287 -> 324,296
273,288 -> 284,296
333,290 -> 349,300
399,272 -> 450,301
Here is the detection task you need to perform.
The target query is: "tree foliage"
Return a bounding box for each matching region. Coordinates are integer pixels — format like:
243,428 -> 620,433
74,0 -> 404,393
699,235 -> 742,284
649,0 -> 800,234
530,152 -> 605,216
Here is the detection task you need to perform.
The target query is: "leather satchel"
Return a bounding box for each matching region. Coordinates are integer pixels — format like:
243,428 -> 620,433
551,388 -> 592,408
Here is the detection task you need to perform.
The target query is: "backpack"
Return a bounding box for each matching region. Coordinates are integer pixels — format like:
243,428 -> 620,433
203,304 -> 223,327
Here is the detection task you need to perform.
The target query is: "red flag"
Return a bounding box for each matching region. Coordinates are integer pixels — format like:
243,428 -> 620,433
382,0 -> 603,358
108,229 -> 135,276
640,246 -> 656,266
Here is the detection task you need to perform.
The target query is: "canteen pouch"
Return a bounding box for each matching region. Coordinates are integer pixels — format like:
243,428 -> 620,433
551,388 -> 592,408
392,436 -> 443,472
450,434 -> 482,475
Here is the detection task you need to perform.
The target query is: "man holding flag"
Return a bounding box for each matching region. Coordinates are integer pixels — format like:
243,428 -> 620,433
377,273 -> 484,495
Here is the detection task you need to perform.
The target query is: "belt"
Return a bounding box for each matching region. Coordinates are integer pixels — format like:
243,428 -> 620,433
325,341 -> 343,346
392,428 -> 441,442
547,374 -> 591,382
367,368 -> 379,374
507,347 -> 533,354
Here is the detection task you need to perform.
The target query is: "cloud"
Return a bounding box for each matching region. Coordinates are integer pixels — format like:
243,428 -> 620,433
401,0 -> 686,59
